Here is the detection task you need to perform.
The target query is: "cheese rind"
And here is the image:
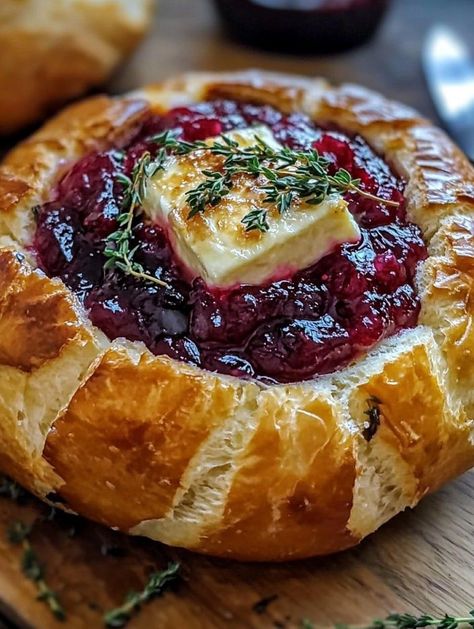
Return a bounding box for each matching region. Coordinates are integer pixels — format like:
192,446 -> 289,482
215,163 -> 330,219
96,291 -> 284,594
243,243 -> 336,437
143,127 -> 361,287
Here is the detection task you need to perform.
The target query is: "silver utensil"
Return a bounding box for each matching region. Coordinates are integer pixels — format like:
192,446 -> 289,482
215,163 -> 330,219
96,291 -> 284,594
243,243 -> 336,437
423,25 -> 474,161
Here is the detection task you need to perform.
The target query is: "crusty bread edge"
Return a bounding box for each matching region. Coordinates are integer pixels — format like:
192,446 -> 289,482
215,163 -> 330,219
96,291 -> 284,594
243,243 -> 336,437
0,0 -> 154,134
0,70 -> 472,561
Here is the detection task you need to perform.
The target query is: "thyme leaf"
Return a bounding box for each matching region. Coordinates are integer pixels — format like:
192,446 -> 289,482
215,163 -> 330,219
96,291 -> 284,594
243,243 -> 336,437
151,129 -> 207,155
104,151 -> 170,288
323,610 -> 474,629
8,521 -> 66,621
103,561 -> 181,628
169,132 -> 399,233
103,126 -> 402,278
241,208 -> 270,233
186,170 -> 232,219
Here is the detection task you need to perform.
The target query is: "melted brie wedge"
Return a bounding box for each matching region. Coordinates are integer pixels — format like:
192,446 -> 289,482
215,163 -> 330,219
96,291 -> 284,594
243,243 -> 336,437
143,127 -> 361,287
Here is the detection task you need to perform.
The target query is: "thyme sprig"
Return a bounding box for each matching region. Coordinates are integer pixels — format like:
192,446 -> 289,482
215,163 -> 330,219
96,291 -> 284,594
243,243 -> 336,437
106,129 -> 400,283
241,207 -> 270,232
186,169 -> 233,219
366,612 -> 474,629
148,130 -> 400,233
103,561 -> 181,628
316,610 -> 474,629
104,151 -> 170,288
105,127 -> 400,280
181,133 -> 399,232
8,521 -> 66,621
151,130 -> 207,155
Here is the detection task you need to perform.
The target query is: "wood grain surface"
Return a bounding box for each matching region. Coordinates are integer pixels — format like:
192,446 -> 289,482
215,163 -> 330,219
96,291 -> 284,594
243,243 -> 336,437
0,473 -> 473,629
0,0 -> 473,627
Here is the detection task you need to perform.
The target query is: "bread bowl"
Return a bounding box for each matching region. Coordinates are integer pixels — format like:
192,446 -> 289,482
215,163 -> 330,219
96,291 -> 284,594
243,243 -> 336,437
0,70 -> 472,561
0,0 -> 153,134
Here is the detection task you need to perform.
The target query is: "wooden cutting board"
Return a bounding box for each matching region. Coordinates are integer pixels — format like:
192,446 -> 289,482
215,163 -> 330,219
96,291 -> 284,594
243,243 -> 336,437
1,0 -> 473,627
0,472 -> 473,629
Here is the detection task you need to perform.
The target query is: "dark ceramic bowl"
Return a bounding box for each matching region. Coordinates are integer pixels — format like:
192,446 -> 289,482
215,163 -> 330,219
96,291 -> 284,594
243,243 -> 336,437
212,0 -> 391,54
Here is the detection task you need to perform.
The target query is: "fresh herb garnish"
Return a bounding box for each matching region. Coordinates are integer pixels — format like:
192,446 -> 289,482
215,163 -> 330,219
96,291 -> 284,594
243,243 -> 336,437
370,612 -> 474,629
186,170 -> 233,219
151,129 -> 207,156
180,133 -> 400,232
104,151 -> 170,288
362,396 -> 382,442
241,207 -> 270,233
103,561 -> 181,628
106,129 -> 400,282
8,520 -> 66,621
325,610 -> 474,629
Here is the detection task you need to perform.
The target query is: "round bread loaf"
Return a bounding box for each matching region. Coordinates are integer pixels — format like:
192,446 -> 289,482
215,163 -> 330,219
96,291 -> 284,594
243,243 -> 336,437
0,71 -> 472,561
0,0 -> 153,134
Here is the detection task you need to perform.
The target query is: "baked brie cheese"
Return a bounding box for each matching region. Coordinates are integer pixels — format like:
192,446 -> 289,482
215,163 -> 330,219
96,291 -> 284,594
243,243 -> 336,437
144,126 -> 361,286
0,71 -> 472,561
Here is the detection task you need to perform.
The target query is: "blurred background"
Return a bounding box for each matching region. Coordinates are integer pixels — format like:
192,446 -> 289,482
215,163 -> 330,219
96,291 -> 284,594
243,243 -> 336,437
0,0 -> 473,141
109,0 -> 473,122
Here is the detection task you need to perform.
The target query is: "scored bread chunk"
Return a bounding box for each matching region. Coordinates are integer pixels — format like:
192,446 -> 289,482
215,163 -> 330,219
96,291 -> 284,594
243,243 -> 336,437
0,71 -> 472,561
0,0 -> 154,134
0,248 -> 106,496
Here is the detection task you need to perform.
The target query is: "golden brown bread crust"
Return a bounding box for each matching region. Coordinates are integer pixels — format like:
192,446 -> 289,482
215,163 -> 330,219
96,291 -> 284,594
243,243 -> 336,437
196,388 -> 358,560
0,0 -> 154,134
0,70 -> 473,561
0,248 -> 103,497
44,345 -> 258,530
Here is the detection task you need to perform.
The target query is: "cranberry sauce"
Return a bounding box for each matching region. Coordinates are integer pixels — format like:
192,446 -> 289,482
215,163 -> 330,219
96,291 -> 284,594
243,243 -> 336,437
34,101 -> 427,383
